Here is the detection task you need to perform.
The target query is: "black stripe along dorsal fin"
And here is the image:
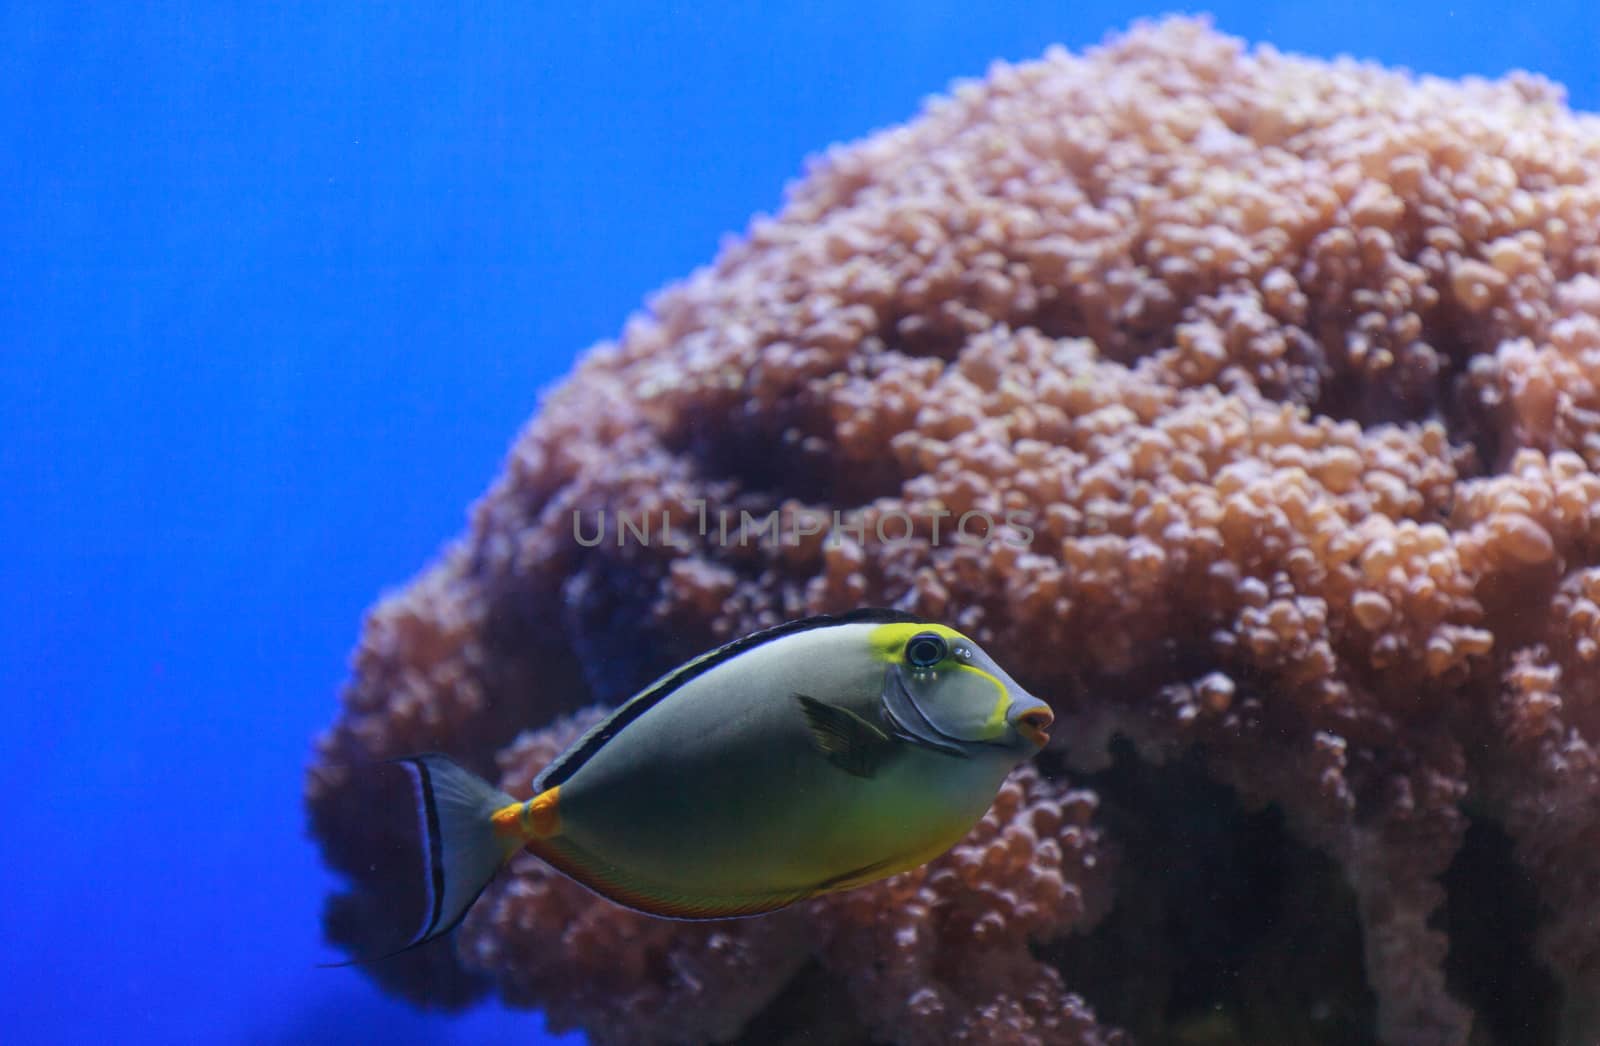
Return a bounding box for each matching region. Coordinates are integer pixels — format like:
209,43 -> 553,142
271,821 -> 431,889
535,607 -> 925,791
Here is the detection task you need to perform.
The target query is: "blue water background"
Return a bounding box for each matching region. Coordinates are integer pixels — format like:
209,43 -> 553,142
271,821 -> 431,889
3,2 -> 1596,1043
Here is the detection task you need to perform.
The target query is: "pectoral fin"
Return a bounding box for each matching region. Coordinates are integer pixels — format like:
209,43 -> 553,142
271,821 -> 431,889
796,693 -> 897,778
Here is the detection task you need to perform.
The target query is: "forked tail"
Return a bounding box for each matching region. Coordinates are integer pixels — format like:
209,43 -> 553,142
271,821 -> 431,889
323,754 -> 528,966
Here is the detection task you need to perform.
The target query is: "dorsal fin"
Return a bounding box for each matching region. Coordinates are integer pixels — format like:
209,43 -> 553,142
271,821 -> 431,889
535,607 -> 925,791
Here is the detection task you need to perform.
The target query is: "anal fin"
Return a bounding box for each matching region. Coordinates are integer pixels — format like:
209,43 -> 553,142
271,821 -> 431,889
530,835 -> 806,920
812,854 -> 906,894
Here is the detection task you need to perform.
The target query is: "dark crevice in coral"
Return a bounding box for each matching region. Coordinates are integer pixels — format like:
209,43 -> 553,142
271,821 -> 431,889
876,304 -> 972,363
669,401 -> 902,509
729,961 -> 877,1046
1437,813 -> 1562,1046
482,593 -> 598,743
1296,292 -> 1509,481
1029,297 -> 1092,348
1443,369 -> 1503,479
559,558 -> 700,706
1306,346 -> 1442,433
1041,740 -> 1376,1045
1024,300 -> 1172,367
685,420 -> 833,506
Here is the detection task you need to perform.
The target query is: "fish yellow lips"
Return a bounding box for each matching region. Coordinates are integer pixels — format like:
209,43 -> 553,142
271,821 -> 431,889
1016,706 -> 1053,748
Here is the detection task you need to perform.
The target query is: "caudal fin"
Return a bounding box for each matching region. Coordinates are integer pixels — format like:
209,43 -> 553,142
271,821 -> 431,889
322,754 -> 521,966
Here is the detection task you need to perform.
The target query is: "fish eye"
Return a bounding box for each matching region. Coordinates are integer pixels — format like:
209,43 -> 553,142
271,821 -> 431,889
906,632 -> 948,668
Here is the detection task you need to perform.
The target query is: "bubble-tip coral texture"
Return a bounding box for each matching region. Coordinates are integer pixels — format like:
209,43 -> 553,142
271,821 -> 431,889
309,17 -> 1600,1045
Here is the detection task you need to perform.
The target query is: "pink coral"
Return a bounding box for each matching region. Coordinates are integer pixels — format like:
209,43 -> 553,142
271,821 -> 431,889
815,767 -> 1119,1045
309,17 -> 1600,1043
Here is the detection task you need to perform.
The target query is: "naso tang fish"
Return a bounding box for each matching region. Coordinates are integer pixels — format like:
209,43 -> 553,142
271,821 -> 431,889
369,608 -> 1054,955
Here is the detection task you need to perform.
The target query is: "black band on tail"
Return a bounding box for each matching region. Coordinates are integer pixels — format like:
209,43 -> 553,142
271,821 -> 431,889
409,757 -> 447,941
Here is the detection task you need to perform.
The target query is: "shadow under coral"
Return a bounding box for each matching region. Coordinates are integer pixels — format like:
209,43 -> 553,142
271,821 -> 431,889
1046,740 -> 1376,1045
1042,740 -> 1563,1046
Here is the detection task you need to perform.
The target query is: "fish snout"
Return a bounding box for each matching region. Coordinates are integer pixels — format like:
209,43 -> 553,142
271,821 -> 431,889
1010,699 -> 1054,749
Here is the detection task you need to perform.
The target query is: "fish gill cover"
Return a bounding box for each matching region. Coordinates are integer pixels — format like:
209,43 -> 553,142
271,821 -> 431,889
306,17 -> 1600,1045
